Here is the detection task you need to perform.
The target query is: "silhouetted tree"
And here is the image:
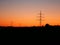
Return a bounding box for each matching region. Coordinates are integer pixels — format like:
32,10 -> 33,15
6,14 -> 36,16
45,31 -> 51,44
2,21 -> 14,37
45,24 -> 50,27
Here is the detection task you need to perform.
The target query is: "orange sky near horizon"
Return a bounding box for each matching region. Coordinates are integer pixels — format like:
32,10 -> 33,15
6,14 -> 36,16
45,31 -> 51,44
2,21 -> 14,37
0,0 -> 60,26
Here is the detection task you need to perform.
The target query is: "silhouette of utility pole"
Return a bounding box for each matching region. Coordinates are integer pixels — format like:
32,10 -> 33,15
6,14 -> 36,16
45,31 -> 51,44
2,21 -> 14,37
10,21 -> 13,27
40,11 -> 42,26
38,10 -> 42,27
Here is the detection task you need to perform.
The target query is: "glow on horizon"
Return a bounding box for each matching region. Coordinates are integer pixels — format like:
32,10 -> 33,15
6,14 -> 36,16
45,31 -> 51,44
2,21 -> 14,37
0,0 -> 60,26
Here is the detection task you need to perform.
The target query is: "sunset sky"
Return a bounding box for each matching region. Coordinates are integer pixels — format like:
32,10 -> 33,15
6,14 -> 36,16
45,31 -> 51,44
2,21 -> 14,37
0,0 -> 60,26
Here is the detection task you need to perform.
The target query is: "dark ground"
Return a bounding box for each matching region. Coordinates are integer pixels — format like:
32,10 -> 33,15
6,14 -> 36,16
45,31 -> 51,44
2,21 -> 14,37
0,24 -> 60,40
0,24 -> 60,32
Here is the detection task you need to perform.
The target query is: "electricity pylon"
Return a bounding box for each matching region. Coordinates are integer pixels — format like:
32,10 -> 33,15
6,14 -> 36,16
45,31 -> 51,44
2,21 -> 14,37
10,21 -> 13,27
40,11 -> 42,26
38,10 -> 42,27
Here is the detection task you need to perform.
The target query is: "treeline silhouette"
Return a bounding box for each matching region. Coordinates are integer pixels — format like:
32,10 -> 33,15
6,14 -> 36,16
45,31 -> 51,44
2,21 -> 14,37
0,24 -> 60,32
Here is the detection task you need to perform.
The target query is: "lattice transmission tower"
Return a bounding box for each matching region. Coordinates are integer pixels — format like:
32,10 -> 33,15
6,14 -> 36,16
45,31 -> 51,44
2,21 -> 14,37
38,10 -> 43,27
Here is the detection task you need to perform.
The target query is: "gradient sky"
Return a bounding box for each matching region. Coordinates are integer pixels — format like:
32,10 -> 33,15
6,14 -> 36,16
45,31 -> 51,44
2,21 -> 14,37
0,0 -> 60,26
